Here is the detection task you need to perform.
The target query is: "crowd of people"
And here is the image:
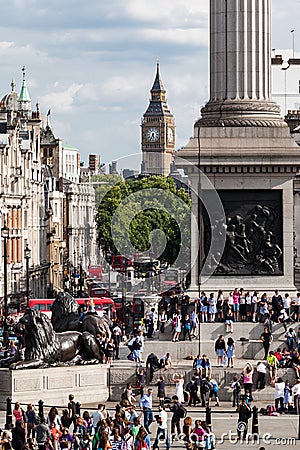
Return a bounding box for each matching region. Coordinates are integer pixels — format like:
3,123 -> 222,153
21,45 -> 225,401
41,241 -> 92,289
156,289 -> 300,341
0,391 -> 218,450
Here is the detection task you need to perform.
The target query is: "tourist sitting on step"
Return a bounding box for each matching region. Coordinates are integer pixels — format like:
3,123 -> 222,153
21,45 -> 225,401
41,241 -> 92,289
160,352 -> 172,370
193,354 -> 211,378
285,327 -> 296,351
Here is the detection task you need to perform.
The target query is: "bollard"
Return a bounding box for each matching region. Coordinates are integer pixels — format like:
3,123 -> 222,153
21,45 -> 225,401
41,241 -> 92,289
38,399 -> 44,421
251,406 -> 259,442
75,401 -> 81,416
206,405 -> 212,432
5,397 -> 13,430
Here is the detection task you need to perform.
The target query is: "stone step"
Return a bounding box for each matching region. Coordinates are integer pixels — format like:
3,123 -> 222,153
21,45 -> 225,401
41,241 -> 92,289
141,339 -> 276,360
158,321 -> 299,342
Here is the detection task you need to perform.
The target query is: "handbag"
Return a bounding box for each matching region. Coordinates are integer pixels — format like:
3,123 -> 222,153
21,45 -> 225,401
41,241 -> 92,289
127,352 -> 135,361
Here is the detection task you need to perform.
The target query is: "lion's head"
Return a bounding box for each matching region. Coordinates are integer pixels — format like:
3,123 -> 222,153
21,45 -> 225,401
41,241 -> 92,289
51,292 -> 80,331
15,310 -> 60,362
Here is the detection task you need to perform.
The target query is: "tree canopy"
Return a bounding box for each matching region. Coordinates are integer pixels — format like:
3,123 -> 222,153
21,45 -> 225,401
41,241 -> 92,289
95,175 -> 191,267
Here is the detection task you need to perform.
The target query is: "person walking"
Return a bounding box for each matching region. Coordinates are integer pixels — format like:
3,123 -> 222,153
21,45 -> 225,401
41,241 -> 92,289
169,396 -> 183,440
237,397 -> 251,441
138,388 -> 153,434
152,406 -> 170,450
260,327 -> 273,359
35,417 -> 52,450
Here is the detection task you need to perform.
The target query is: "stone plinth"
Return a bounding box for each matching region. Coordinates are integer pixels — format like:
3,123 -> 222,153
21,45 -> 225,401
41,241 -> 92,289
0,364 -> 109,411
176,125 -> 300,294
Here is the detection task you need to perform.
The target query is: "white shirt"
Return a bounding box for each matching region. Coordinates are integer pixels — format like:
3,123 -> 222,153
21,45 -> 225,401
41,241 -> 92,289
257,362 -> 267,374
246,295 -> 252,305
293,296 -> 300,306
92,410 -> 103,426
292,383 -> 300,396
158,410 -> 168,429
274,382 -> 285,399
228,295 -> 233,305
283,296 -> 291,309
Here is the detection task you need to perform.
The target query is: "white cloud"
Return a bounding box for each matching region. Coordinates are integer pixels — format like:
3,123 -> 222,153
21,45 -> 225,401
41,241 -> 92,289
0,0 -> 297,164
39,83 -> 84,113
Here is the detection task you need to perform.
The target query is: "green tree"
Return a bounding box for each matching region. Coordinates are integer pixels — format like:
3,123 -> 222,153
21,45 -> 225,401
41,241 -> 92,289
95,175 -> 191,266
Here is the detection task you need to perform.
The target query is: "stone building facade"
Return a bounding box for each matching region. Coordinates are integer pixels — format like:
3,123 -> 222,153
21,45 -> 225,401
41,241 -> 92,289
0,71 -> 48,304
0,69 -> 98,307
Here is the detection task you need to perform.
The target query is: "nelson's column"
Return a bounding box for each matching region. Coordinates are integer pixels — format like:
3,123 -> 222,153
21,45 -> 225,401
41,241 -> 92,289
177,0 -> 300,293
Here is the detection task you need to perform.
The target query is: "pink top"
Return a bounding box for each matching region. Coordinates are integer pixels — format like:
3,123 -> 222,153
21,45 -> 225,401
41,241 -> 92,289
13,409 -> 23,422
243,370 -> 253,384
194,427 -> 208,440
233,292 -> 240,304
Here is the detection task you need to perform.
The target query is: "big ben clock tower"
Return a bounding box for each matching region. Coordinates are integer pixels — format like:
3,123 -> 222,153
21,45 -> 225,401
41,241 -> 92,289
141,63 -> 175,176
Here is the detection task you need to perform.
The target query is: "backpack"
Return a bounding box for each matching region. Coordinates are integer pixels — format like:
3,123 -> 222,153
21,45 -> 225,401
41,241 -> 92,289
267,404 -> 276,416
213,384 -> 219,394
202,379 -> 211,393
185,381 -> 193,392
177,404 -> 187,419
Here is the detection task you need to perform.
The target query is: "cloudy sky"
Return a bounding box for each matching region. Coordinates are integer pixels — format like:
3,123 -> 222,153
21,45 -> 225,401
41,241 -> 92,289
0,0 -> 299,168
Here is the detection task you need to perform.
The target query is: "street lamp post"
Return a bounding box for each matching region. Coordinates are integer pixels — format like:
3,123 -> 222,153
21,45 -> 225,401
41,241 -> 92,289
79,256 -> 83,298
1,223 -> 10,348
24,244 -> 31,307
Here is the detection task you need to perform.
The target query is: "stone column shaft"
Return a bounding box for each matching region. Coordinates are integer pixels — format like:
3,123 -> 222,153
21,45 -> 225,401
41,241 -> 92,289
201,0 -> 283,127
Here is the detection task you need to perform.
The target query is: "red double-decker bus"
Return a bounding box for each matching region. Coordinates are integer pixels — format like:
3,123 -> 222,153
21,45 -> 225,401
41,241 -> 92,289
89,265 -> 102,280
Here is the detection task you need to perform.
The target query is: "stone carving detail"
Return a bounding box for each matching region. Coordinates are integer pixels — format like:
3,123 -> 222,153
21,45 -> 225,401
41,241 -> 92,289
204,192 -> 283,275
0,309 -> 104,369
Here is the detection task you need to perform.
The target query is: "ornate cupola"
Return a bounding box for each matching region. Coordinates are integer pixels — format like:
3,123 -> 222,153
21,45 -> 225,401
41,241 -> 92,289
18,66 -> 32,113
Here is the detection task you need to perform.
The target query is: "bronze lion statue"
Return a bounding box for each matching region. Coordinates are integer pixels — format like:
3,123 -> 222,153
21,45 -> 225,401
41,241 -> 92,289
0,309 -> 104,369
51,292 -> 112,338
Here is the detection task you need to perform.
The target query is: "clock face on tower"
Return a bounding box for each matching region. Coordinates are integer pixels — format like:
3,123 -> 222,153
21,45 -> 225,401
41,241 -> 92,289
146,127 -> 159,142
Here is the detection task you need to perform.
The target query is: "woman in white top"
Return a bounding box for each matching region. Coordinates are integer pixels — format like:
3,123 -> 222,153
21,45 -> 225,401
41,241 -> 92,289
172,310 -> 182,342
251,291 -> 258,322
172,373 -> 184,403
245,291 -> 252,321
274,377 -> 285,412
228,292 -> 234,312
